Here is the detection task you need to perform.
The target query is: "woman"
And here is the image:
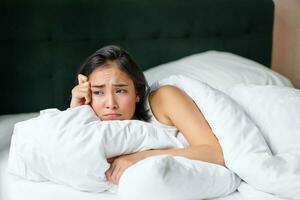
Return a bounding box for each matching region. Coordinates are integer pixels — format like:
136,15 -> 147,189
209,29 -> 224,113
70,45 -> 224,185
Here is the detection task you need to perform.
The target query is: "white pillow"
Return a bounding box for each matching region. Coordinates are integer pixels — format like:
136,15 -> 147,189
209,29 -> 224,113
119,155 -> 241,200
144,51 -> 293,91
8,106 -> 243,199
227,85 -> 300,155
8,106 -> 183,192
0,113 -> 38,150
154,75 -> 300,200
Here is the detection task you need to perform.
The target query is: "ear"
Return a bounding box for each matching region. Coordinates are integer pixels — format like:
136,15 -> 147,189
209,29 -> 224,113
136,96 -> 140,103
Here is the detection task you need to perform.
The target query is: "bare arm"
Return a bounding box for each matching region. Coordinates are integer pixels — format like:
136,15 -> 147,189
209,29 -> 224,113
106,85 -> 225,184
147,85 -> 224,166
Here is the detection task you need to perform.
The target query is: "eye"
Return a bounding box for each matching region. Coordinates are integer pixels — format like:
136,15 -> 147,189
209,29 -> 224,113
116,89 -> 127,94
93,90 -> 104,96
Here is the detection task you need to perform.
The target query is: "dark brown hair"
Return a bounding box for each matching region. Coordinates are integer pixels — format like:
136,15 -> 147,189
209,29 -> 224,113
78,45 -> 150,121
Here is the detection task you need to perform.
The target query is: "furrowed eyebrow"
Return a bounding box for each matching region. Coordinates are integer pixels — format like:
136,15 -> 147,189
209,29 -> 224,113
91,83 -> 128,88
112,83 -> 128,87
91,85 -> 104,88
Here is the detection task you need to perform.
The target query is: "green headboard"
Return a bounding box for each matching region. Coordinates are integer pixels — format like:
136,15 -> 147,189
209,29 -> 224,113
0,0 -> 274,114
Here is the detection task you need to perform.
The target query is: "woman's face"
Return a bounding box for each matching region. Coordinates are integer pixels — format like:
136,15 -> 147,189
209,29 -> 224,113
88,61 -> 139,120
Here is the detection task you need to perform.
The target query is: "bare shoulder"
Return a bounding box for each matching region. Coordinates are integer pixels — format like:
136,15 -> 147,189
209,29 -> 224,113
150,85 -> 184,105
150,85 -> 185,100
149,85 -> 192,125
151,85 -> 194,105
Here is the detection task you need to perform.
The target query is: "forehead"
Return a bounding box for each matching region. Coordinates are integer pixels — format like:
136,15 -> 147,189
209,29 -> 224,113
88,61 -> 132,84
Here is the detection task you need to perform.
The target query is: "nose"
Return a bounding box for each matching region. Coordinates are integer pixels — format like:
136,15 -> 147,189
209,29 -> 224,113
105,93 -> 118,110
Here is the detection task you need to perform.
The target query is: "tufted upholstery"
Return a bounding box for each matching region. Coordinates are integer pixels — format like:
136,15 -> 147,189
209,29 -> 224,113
0,0 -> 273,114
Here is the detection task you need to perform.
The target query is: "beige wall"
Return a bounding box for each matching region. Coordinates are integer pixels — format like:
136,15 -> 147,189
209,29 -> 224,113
272,0 -> 300,88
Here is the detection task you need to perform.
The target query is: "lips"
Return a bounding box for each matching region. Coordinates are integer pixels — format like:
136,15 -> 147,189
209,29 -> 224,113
103,113 -> 122,120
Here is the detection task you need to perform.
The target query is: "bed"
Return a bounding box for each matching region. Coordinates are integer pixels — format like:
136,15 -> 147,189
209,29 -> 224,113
1,0 -> 299,200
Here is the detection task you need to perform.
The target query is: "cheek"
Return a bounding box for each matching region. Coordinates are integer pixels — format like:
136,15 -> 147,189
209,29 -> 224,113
120,96 -> 137,116
90,98 -> 105,115
119,96 -> 137,108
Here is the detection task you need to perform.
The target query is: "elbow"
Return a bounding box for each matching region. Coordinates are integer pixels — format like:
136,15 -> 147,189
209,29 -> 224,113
193,144 -> 225,166
214,145 -> 225,166
217,155 -> 225,166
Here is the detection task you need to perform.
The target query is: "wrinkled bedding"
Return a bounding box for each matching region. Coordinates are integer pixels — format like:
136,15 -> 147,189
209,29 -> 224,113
7,106 -> 240,200
8,106 -> 183,192
157,75 -> 300,200
7,75 -> 300,200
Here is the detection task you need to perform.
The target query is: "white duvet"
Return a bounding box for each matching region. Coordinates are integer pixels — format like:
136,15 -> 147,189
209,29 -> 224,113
157,76 -> 300,200
7,75 -> 300,200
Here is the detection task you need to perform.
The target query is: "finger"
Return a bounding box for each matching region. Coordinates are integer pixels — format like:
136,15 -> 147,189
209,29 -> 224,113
105,168 -> 112,180
78,74 -> 88,84
111,166 -> 121,185
107,161 -> 118,184
105,162 -> 115,178
115,168 -> 126,185
73,90 -> 88,99
107,157 -> 115,163
84,83 -> 91,104
84,95 -> 91,104
77,83 -> 90,93
110,163 -> 117,174
82,81 -> 90,86
76,84 -> 91,103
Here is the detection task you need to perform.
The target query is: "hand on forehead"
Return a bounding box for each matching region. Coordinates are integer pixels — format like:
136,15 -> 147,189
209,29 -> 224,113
78,74 -> 88,84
